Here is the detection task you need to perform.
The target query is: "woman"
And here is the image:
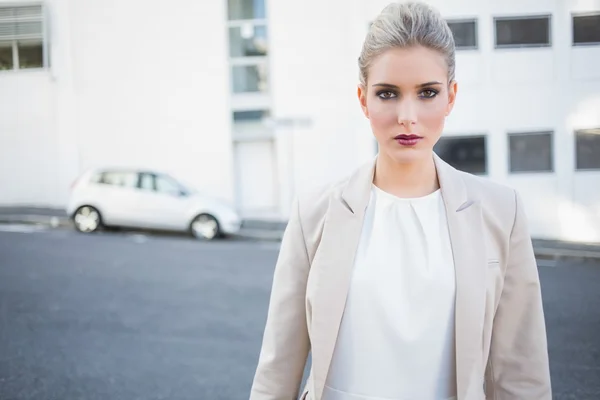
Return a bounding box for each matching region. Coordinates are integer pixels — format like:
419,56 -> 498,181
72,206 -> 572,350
250,2 -> 552,400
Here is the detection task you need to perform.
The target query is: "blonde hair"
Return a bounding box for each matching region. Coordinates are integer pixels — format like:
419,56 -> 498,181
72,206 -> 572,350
358,1 -> 456,86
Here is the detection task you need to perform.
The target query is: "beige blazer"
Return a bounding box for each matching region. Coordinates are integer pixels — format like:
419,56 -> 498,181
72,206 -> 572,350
250,154 -> 552,400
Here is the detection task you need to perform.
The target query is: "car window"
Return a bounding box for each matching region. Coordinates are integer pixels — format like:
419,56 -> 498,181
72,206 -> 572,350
89,172 -> 102,184
99,171 -> 138,188
139,173 -> 155,191
155,174 -> 183,196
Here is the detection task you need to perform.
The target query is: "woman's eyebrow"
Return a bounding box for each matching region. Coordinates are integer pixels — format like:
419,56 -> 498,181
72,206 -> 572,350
371,81 -> 443,89
416,81 -> 443,87
372,83 -> 398,89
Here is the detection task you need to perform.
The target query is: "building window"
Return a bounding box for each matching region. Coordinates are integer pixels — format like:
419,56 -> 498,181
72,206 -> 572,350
434,136 -> 487,175
227,0 -> 268,95
508,131 -> 553,173
228,0 -> 266,20
232,109 -> 272,141
0,5 -> 47,70
229,24 -> 267,57
0,42 -> 13,70
573,13 -> 600,45
233,110 -> 269,122
494,15 -> 551,48
447,19 -> 478,50
576,129 -> 600,170
231,63 -> 268,93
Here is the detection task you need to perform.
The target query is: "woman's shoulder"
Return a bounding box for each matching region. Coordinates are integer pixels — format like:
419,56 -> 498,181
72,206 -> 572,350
297,174 -> 352,225
461,171 -> 516,199
458,170 -> 521,224
295,162 -> 369,240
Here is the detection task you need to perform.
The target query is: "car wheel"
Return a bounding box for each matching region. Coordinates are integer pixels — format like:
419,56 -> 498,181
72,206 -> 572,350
190,214 -> 220,241
73,205 -> 102,233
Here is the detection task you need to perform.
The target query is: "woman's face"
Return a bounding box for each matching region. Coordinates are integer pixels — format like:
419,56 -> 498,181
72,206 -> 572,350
358,45 -> 457,165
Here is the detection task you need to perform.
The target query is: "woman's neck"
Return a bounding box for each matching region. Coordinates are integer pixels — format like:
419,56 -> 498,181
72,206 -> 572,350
373,152 -> 439,198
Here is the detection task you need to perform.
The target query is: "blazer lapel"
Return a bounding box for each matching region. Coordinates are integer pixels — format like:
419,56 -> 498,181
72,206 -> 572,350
310,159 -> 375,400
435,154 -> 487,399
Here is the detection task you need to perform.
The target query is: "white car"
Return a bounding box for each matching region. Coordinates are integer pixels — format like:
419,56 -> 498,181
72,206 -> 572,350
67,168 -> 241,240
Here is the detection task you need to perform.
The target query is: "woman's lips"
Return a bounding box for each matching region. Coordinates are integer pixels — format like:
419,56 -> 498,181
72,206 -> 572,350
394,134 -> 423,146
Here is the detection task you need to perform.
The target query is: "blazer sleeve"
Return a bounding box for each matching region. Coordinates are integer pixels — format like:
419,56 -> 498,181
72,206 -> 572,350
250,198 -> 311,400
485,191 -> 552,399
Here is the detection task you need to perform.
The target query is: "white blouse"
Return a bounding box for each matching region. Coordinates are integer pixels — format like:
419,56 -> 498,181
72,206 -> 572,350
323,185 -> 457,400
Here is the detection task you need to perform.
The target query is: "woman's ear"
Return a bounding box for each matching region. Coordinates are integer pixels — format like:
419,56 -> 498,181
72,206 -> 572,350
357,84 -> 369,118
446,80 -> 458,116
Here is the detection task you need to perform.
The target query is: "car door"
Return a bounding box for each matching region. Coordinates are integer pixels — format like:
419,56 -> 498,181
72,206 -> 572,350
135,172 -> 190,231
94,170 -> 143,226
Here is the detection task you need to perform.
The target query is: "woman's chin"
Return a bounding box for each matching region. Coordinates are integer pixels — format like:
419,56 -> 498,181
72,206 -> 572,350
384,146 -> 432,165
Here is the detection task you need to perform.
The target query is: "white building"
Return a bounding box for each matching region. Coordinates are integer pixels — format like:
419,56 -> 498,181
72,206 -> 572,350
1,0 -> 599,242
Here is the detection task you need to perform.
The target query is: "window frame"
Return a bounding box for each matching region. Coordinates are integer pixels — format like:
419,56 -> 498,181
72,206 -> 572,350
575,128 -> 600,171
571,12 -> 600,47
493,14 -> 552,49
226,0 -> 269,97
434,134 -> 488,175
0,3 -> 49,72
446,18 -> 479,51
507,130 -> 554,174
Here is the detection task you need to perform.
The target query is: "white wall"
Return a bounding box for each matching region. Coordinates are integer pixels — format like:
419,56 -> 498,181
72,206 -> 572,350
68,0 -> 234,203
0,71 -> 59,205
268,0 -> 372,218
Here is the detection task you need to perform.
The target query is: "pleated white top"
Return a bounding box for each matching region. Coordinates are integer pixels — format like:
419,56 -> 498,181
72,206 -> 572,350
323,185 -> 457,400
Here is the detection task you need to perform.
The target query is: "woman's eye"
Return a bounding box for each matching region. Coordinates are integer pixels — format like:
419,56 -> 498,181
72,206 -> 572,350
420,89 -> 438,98
377,91 -> 396,99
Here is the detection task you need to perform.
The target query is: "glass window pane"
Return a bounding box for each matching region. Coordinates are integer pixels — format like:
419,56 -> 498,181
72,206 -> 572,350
509,132 -> 553,173
233,110 -> 269,121
573,14 -> 600,44
155,175 -> 182,196
231,64 -> 268,93
100,171 -> 138,188
447,20 -> 477,49
576,129 -> 600,170
228,0 -> 265,20
495,17 -> 550,47
15,20 -> 43,37
15,5 -> 43,18
0,42 -> 13,70
90,172 -> 102,184
434,136 -> 487,174
17,41 -> 43,69
139,173 -> 154,191
229,24 -> 268,57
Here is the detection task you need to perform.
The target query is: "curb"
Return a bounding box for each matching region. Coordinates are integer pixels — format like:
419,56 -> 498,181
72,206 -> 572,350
0,215 -> 72,228
534,247 -> 600,263
0,215 -> 284,242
